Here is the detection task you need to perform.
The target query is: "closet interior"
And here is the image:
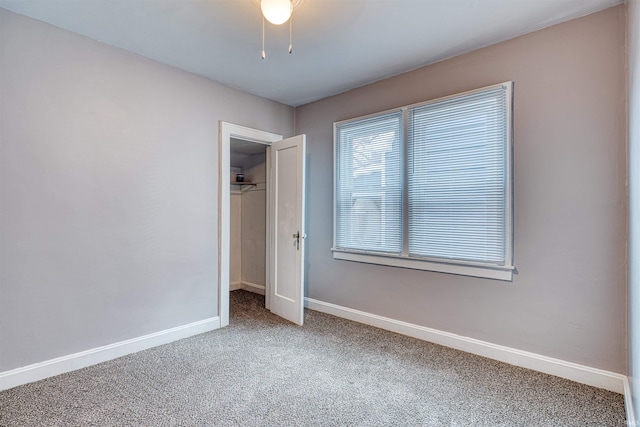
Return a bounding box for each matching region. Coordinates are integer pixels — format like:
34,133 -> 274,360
230,137 -> 268,301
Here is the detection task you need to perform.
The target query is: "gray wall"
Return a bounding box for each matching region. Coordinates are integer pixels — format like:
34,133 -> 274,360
295,6 -> 627,373
0,8 -> 293,372
629,0 -> 640,415
241,157 -> 267,287
230,187 -> 242,284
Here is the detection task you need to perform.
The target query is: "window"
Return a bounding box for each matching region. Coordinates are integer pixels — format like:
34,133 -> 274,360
333,82 -> 514,281
335,111 -> 403,254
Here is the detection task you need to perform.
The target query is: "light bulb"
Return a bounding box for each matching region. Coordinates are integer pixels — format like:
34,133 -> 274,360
261,0 -> 292,25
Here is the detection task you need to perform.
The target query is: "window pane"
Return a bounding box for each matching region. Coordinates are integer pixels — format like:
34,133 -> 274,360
408,86 -> 508,264
335,111 -> 403,253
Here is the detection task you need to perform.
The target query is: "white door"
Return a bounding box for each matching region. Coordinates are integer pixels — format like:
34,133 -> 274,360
269,135 -> 306,325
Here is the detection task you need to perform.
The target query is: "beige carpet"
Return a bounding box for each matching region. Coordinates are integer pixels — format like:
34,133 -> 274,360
0,290 -> 626,426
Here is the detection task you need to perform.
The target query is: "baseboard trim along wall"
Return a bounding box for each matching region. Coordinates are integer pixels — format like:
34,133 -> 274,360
623,376 -> 637,426
304,297 -> 626,394
0,316 -> 220,392
240,282 -> 266,295
230,281 -> 265,295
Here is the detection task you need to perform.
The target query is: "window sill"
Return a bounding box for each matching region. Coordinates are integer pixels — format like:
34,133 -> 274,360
331,249 -> 513,281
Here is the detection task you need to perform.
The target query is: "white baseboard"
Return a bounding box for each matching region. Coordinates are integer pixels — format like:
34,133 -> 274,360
304,297 -> 625,394
624,376 -> 637,426
229,281 -> 264,295
0,316 -> 220,392
240,281 -> 265,295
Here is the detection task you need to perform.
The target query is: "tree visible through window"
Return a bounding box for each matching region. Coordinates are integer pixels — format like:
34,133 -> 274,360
335,112 -> 402,254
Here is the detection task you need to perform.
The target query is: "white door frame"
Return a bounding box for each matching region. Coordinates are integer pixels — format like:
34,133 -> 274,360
218,122 -> 283,327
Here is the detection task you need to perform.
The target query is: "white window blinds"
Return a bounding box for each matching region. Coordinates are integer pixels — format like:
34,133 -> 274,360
333,82 -> 513,280
408,86 -> 509,265
335,111 -> 403,253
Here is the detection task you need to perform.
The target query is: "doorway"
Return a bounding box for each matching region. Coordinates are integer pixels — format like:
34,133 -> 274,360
218,122 -> 307,327
218,123 -> 281,327
229,138 -> 268,303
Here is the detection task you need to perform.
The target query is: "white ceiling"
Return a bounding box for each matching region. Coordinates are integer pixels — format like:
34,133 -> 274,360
0,0 -> 622,106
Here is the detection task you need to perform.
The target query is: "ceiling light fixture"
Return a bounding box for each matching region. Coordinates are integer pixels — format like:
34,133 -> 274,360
259,0 -> 301,59
261,0 -> 292,25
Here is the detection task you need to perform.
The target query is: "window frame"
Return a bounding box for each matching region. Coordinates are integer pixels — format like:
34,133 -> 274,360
334,109 -> 404,254
332,82 -> 514,281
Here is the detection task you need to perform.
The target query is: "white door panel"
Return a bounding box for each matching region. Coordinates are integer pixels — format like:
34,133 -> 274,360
269,135 -> 306,325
